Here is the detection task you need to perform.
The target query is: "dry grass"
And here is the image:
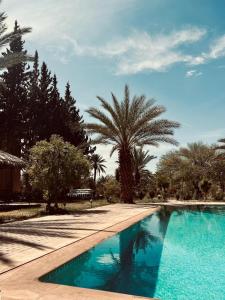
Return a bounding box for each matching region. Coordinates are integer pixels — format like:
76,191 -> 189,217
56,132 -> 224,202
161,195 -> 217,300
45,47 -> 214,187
0,206 -> 44,223
0,199 -> 110,224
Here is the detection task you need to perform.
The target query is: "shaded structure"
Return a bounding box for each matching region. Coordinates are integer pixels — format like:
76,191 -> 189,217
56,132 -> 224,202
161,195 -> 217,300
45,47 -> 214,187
0,150 -> 25,199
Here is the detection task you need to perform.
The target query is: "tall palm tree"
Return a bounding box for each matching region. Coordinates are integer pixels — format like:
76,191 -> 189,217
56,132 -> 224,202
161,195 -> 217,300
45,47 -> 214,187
91,153 -> 106,184
86,85 -> 180,203
0,4 -> 32,70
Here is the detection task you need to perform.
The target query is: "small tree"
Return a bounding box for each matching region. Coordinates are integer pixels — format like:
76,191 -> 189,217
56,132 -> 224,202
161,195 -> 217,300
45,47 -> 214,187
28,135 -> 90,211
90,154 -> 106,184
103,176 -> 120,202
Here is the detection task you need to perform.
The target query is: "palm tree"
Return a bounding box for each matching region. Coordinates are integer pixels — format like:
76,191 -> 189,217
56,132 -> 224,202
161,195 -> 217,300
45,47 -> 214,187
86,85 -> 180,203
157,143 -> 222,200
179,142 -> 215,167
0,5 -> 32,70
132,147 -> 156,187
216,138 -> 225,150
215,138 -> 225,159
91,153 -> 106,184
157,150 -> 188,199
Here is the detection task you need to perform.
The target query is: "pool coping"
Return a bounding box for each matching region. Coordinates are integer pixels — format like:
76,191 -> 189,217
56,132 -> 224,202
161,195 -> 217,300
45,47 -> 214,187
0,206 -> 159,300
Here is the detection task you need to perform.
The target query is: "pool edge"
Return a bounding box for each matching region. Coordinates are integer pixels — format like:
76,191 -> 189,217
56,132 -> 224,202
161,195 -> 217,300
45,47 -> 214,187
0,205 -> 159,300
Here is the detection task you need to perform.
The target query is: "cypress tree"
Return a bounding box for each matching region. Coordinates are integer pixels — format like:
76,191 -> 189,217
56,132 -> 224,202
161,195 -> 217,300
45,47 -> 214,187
24,50 -> 40,155
62,82 -> 94,154
47,74 -> 63,137
0,21 -> 29,156
36,61 -> 53,140
0,22 -> 94,158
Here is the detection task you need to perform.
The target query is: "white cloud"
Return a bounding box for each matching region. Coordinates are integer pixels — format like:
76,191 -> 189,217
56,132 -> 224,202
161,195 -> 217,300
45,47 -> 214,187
189,55 -> 207,65
4,1 -> 225,75
208,35 -> 225,59
64,27 -> 225,74
188,35 -> 225,66
186,70 -> 195,77
185,69 -> 202,78
2,0 -> 135,43
63,30 -> 225,74
65,27 -> 206,74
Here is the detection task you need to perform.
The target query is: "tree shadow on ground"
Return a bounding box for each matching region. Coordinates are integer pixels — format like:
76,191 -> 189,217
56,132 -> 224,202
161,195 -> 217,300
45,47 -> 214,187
0,209 -> 111,267
66,209 -> 110,215
0,220 -> 76,267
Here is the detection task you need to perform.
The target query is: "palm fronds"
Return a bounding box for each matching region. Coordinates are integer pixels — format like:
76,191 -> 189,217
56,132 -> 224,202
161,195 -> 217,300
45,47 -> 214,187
86,85 -> 180,151
0,8 -> 33,70
215,138 -> 225,160
91,153 -> 106,175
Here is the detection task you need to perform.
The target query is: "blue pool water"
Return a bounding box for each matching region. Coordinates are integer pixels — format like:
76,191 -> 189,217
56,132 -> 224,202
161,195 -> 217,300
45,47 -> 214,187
41,206 -> 225,299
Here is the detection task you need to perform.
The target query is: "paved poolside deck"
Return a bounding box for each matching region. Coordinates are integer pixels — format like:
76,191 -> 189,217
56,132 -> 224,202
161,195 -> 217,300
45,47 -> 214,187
151,200 -> 225,206
0,203 -> 158,300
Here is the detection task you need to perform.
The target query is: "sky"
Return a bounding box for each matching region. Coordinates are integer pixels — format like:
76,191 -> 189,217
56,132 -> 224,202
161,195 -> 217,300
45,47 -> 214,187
2,0 -> 225,174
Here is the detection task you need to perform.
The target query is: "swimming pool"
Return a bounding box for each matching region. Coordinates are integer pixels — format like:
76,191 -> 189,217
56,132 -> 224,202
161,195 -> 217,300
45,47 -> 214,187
41,206 -> 225,299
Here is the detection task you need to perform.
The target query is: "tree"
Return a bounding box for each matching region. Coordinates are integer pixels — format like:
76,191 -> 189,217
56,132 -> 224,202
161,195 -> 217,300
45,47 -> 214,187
47,74 -> 64,137
157,150 -> 192,199
179,142 -> 215,199
86,85 -> 179,203
156,142 -> 220,200
25,57 -> 94,157
27,135 -> 90,211
90,154 -> 106,185
102,176 -> 120,201
23,50 -> 41,155
215,138 -> 225,160
132,147 -> 156,196
0,21 -> 30,156
199,179 -> 212,200
211,159 -> 225,193
62,82 -> 93,154
36,62 -> 53,141
216,138 -> 225,151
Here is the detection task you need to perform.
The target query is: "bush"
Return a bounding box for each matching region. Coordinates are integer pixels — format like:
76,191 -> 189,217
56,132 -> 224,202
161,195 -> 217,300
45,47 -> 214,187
210,186 -> 224,201
101,176 -> 120,202
214,191 -> 224,201
27,135 -> 90,211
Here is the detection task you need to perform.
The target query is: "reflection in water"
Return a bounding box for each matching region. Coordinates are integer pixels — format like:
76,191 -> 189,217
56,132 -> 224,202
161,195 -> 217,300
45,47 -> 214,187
42,208 -> 171,297
41,206 -> 225,298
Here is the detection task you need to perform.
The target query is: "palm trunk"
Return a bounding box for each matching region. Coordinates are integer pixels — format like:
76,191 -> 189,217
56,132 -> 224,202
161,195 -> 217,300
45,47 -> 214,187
94,167 -> 97,185
93,167 -> 97,199
119,147 -> 134,203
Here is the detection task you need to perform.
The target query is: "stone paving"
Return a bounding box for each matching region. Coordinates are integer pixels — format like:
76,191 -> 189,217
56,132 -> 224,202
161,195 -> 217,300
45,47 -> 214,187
0,203 -> 156,274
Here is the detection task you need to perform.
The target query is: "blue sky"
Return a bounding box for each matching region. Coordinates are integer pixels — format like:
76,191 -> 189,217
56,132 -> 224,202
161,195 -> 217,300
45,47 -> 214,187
3,0 -> 225,174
